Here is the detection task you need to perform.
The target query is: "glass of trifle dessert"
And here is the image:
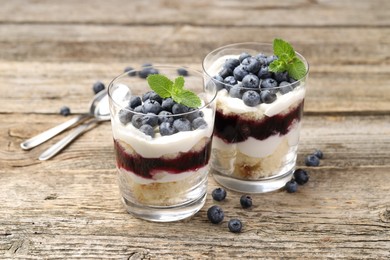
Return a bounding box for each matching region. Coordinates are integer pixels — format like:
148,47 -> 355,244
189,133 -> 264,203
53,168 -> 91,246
203,39 -> 309,193
108,65 -> 217,221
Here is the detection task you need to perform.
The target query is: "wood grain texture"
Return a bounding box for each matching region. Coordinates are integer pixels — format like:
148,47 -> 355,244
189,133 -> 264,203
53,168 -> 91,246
1,0 -> 390,258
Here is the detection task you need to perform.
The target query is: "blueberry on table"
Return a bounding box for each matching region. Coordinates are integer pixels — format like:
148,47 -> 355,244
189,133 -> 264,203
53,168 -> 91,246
173,118 -> 191,132
228,219 -> 243,233
238,52 -> 251,63
118,109 -> 133,124
139,124 -> 155,137
92,81 -> 105,94
240,195 -> 252,209
293,168 -> 309,185
139,68 -> 159,78
207,205 -> 224,224
241,57 -> 261,74
285,179 -> 298,193
129,96 -> 142,109
142,99 -> 162,114
211,188 -> 227,201
314,149 -> 324,159
260,90 -> 277,104
177,68 -> 189,76
142,63 -> 153,67
59,106 -> 71,116
124,66 -> 136,76
242,74 -> 260,89
233,65 -> 249,81
305,154 -> 320,167
159,122 -> 176,136
242,90 -> 261,107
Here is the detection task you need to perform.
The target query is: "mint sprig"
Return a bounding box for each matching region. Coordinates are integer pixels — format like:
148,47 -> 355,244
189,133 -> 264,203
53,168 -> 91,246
146,74 -> 201,108
269,38 -> 307,80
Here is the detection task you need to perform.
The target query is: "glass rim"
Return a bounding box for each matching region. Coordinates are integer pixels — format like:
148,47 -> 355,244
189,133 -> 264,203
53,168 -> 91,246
108,65 -> 218,117
202,41 -> 310,89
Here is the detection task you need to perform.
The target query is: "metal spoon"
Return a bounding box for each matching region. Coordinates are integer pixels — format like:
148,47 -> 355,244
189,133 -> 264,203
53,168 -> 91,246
20,90 -> 108,150
38,91 -> 110,161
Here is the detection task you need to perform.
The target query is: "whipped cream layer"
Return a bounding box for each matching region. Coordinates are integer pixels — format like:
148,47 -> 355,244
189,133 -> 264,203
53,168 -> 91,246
112,108 -> 214,158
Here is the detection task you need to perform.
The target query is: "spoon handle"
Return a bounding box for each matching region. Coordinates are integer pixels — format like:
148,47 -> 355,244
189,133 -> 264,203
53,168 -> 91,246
20,113 -> 90,150
38,119 -> 99,161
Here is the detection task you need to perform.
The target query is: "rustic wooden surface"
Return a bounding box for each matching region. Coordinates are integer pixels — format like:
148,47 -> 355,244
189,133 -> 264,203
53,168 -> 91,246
1,0 -> 389,259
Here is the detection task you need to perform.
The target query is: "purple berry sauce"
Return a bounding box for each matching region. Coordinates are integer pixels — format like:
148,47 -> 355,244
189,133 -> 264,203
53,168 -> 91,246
214,100 -> 304,143
114,139 -> 212,179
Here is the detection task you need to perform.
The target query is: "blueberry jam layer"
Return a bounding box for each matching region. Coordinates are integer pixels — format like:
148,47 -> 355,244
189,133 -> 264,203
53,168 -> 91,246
214,100 -> 304,143
114,139 -> 212,179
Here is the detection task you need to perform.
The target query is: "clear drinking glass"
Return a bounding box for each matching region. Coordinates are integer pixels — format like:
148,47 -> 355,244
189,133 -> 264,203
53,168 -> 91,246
203,42 -> 309,193
108,65 -> 217,221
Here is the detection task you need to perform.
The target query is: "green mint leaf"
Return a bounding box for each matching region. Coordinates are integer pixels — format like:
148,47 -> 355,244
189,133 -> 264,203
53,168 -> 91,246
146,74 -> 173,98
177,90 -> 202,108
174,76 -> 185,90
273,38 -> 295,59
287,57 -> 306,80
269,59 -> 286,73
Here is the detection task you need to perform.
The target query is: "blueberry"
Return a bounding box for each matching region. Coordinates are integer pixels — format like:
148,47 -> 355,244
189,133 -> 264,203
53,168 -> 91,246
228,219 -> 242,233
158,110 -> 174,124
142,99 -> 162,114
142,91 -> 153,101
124,66 -> 137,76
212,75 -> 225,91
313,149 -> 324,159
266,55 -> 278,65
279,81 -> 294,94
260,90 -> 277,104
177,68 -> 188,76
129,96 -> 142,108
173,118 -> 191,132
285,179 -> 298,193
139,124 -> 155,137
233,65 -> 249,81
229,84 -> 243,99
289,77 -> 301,88
257,65 -> 272,79
139,68 -> 159,78
186,110 -> 203,122
261,78 -> 278,89
133,105 -> 143,113
211,188 -> 227,201
223,76 -> 237,86
239,52 -> 251,63
172,103 -> 189,114
207,205 -> 224,224
131,114 -> 143,129
161,98 -> 175,112
242,90 -> 260,107
159,122 -> 176,136
219,67 -> 233,79
242,57 -> 261,74
305,154 -> 320,167
148,92 -> 163,104
240,195 -> 252,209
92,81 -> 105,94
223,58 -> 240,71
141,113 -> 159,127
59,106 -> 71,116
242,74 -> 260,89
293,169 -> 309,185
254,53 -> 267,65
192,117 -> 207,130
118,109 -> 133,124
274,71 -> 289,83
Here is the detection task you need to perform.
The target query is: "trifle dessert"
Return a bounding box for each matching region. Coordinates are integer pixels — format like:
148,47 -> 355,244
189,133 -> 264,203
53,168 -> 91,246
108,66 -> 217,221
203,39 -> 309,193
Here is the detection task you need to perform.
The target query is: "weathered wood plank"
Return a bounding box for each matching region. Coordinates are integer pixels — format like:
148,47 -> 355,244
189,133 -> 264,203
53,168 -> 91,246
0,0 -> 389,27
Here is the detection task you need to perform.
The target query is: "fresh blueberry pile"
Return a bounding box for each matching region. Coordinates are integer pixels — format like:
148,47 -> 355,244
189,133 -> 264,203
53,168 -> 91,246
213,52 -> 299,107
285,168 -> 310,193
118,91 -> 207,138
305,149 -> 324,167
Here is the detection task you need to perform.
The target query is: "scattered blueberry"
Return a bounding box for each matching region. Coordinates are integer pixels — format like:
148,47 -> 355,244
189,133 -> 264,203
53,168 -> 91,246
157,110 -> 174,124
141,113 -> 159,127
142,63 -> 153,67
92,81 -> 105,94
242,90 -> 261,107
139,124 -> 155,137
139,68 -> 159,78
129,96 -> 142,109
59,106 -> 71,116
218,67 -> 233,79
207,205 -> 224,224
314,149 -> 324,159
241,57 -> 261,74
118,109 -> 133,124
293,168 -> 309,185
233,65 -> 249,81
238,52 -> 251,63
159,122 -> 176,136
211,188 -> 227,201
241,74 -> 260,89
285,179 -> 298,193
305,154 -> 320,167
260,90 -> 277,104
257,65 -> 272,79
228,219 -> 242,233
240,195 -> 252,209
173,118 -> 191,132
279,81 -> 294,94
142,99 -> 162,114
172,103 -> 189,114
131,114 -> 143,129
124,66 -> 137,76
229,84 -> 243,99
223,58 -> 240,71
177,68 -> 189,76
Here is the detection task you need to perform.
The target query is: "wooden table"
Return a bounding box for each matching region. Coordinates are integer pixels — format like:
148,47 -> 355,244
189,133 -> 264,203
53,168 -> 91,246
1,0 -> 389,259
